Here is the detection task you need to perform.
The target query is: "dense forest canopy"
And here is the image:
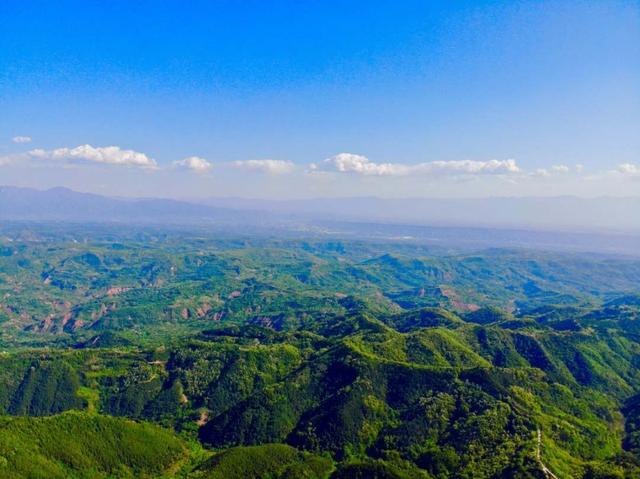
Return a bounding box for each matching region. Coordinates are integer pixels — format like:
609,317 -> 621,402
0,224 -> 639,478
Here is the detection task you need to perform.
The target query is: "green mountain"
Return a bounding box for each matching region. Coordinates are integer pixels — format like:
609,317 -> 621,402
1,226 -> 640,478
0,412 -> 187,478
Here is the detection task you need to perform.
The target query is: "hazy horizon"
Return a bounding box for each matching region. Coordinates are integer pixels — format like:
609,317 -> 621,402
2,185 -> 639,239
4,183 -> 640,201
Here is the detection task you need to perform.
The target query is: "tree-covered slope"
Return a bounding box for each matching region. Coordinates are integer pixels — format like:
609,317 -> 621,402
1,229 -> 640,478
191,444 -> 333,479
0,412 -> 188,478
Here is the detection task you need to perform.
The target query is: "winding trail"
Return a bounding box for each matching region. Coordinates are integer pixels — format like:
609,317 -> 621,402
537,428 -> 560,479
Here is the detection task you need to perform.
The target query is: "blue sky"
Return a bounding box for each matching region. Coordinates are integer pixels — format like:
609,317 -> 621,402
0,0 -> 638,198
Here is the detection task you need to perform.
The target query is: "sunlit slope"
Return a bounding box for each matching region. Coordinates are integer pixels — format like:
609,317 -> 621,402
0,412 -> 187,478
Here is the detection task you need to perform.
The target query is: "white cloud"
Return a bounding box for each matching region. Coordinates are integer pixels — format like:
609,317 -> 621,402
530,164 -> 572,177
316,153 -> 407,176
28,145 -> 157,168
314,153 -> 521,177
12,136 -> 32,144
233,159 -> 295,174
618,163 -> 640,176
173,156 -> 212,172
575,164 -> 584,173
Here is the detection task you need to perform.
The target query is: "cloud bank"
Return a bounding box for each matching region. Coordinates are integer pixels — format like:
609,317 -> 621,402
28,145 -> 157,168
313,153 -> 521,176
3,143 -> 639,198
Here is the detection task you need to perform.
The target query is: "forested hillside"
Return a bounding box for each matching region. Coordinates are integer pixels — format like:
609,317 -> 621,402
1,225 -> 639,478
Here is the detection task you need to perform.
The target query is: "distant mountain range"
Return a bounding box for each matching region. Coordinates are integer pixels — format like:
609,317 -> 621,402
0,186 -> 257,224
3,185 -> 638,232
1,186 -> 638,255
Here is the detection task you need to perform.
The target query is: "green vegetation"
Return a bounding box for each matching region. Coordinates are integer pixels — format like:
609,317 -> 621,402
192,444 -> 333,479
1,226 -> 640,477
0,411 -> 187,478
